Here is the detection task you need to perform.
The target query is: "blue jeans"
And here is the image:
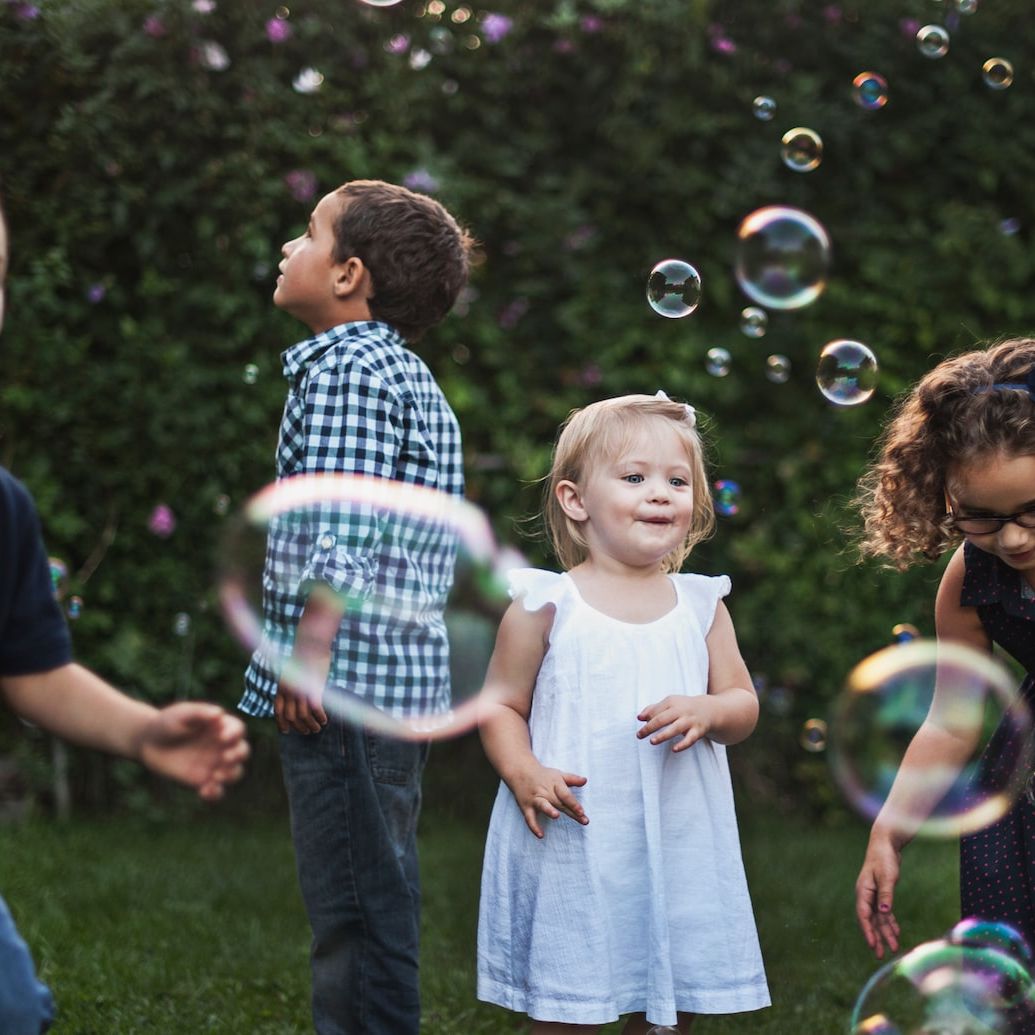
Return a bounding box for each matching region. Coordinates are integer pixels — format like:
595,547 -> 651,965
0,894 -> 53,1034
278,722 -> 428,1035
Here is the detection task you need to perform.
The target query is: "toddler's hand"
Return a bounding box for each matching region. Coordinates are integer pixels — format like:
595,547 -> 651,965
637,695 -> 714,751
508,763 -> 588,839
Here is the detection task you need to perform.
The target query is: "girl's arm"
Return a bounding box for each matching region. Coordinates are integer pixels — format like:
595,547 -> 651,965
855,544 -> 991,957
636,601 -> 759,750
478,600 -> 589,838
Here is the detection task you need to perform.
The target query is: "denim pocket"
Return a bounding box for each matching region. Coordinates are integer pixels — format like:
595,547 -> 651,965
365,733 -> 428,786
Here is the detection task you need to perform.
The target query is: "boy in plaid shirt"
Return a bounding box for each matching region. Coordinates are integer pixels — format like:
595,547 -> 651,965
240,180 -> 472,1034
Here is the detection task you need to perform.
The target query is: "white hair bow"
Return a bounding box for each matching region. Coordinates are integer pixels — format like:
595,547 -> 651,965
654,389 -> 696,428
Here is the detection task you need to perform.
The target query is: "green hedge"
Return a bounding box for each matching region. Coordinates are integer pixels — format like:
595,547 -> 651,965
2,0 -> 1034,812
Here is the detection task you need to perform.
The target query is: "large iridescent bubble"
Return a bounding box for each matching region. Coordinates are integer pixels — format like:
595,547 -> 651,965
828,639 -> 1033,839
851,929 -> 1035,1034
735,206 -> 830,310
218,474 -> 522,740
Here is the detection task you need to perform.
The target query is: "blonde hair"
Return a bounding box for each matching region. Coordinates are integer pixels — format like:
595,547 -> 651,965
857,337 -> 1035,569
543,394 -> 715,573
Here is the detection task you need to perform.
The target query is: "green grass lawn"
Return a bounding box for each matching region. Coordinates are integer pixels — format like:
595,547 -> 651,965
0,791 -> 959,1034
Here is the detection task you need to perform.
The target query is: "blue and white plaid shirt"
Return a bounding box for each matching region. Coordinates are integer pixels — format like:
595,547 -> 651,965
239,321 -> 464,719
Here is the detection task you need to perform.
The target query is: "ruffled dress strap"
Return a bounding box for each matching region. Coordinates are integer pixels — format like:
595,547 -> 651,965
507,567 -> 571,613
671,572 -> 732,636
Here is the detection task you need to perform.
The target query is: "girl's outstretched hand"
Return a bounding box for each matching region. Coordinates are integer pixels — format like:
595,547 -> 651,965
507,762 -> 589,839
855,830 -> 903,959
636,694 -> 714,751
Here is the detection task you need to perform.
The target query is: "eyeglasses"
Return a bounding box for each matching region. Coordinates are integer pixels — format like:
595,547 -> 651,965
947,505 -> 1035,536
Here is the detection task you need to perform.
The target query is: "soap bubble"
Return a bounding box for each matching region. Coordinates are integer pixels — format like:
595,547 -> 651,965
892,623 -> 921,644
828,639 -> 1033,839
850,936 -> 1033,1034
66,596 -> 83,621
766,354 -> 791,384
956,0 -> 978,11
853,71 -> 889,110
713,479 -> 741,517
197,40 -> 230,71
740,306 -> 768,338
1000,218 -> 1021,236
48,557 -> 69,600
242,363 -> 259,385
916,24 -> 950,58
801,718 -> 828,752
360,0 -> 405,6
816,339 -> 878,406
706,347 -> 731,377
735,205 -> 830,310
752,95 -> 776,121
646,259 -> 702,318
949,919 -> 1034,969
218,474 -> 523,740
982,57 -> 1014,89
780,127 -> 823,172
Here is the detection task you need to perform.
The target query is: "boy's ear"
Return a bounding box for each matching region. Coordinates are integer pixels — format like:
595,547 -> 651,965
555,480 -> 587,522
332,256 -> 370,300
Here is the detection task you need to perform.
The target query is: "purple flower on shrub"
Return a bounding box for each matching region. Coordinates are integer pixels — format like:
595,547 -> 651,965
498,297 -> 529,330
85,282 -> 106,304
11,2 -> 40,20
710,35 -> 736,55
284,169 -> 318,203
899,17 -> 919,39
385,34 -> 410,55
579,15 -> 603,33
148,503 -> 176,538
266,17 -> 292,43
192,0 -> 215,11
563,224 -> 597,251
143,14 -> 166,37
480,13 -> 512,44
403,167 -> 440,193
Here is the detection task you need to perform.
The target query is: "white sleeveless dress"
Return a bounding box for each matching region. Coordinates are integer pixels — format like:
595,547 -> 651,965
477,568 -> 770,1027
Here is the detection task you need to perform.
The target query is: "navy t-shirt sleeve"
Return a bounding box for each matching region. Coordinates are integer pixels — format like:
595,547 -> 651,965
0,468 -> 73,676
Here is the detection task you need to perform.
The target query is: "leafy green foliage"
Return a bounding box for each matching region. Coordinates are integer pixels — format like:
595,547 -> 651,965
1,0 -> 1033,810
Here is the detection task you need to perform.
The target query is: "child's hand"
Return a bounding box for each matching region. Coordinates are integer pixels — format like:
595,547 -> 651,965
636,695 -> 715,751
507,763 -> 589,839
855,830 -> 903,959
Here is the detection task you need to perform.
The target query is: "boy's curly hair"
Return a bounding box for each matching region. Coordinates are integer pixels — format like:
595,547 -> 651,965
333,180 -> 474,343
857,337 -> 1035,569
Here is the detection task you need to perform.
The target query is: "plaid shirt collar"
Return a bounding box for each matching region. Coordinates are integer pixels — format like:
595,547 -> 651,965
281,320 -> 401,385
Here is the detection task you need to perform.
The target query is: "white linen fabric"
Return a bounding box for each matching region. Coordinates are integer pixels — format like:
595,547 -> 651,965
477,568 -> 770,1027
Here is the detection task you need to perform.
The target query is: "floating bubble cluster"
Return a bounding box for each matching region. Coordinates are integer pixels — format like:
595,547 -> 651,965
706,347 -> 731,377
781,127 -> 823,172
740,306 -> 768,338
735,205 -> 831,310
828,639 -> 1033,839
752,95 -> 776,121
713,479 -> 741,517
982,57 -> 1014,89
646,259 -> 702,318
853,71 -> 889,110
816,339 -> 879,406
851,922 -> 1035,1034
218,474 -> 522,740
916,24 -> 950,59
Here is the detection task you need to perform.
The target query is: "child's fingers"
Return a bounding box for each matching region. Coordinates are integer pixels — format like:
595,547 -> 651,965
522,806 -> 544,839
